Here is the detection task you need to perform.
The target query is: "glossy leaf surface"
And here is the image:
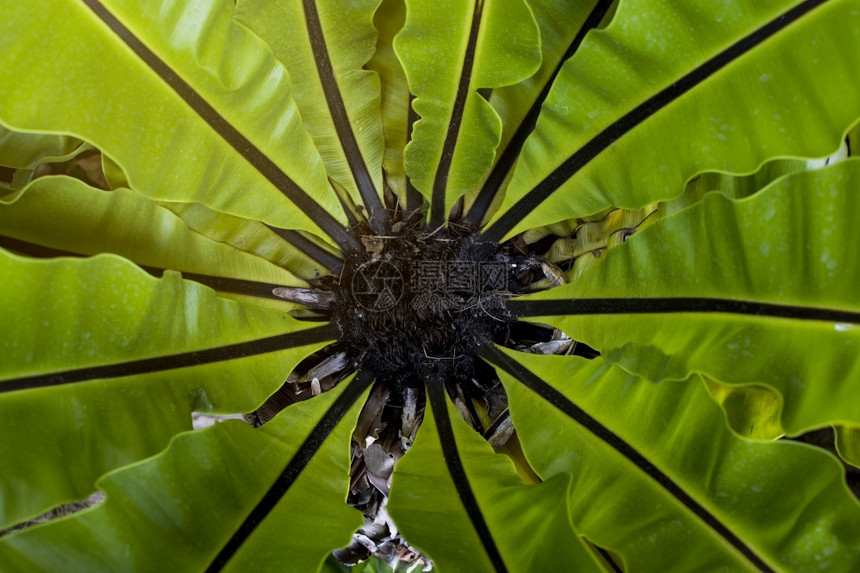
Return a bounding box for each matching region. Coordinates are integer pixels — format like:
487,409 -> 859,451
162,201 -> 341,281
486,0 -> 860,240
0,0 -> 350,246
0,176 -> 304,290
366,0 -> 414,207
0,0 -> 858,570
0,250 -> 333,527
0,378 -> 366,572
396,0 -> 541,223
512,160 -> 860,433
236,0 -> 388,230
836,425 -> 860,469
0,127 -> 82,171
388,384 -> 599,572
466,0 -> 616,225
491,348 -> 860,572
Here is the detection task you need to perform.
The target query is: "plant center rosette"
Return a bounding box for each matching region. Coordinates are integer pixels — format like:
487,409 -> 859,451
249,211 -> 586,566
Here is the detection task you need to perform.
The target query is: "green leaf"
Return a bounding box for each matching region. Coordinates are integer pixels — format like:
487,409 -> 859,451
162,201 -> 341,281
0,126 -> 83,170
0,176 -> 305,294
235,0 -> 388,231
365,0 -> 417,209
465,0 -> 616,225
395,0 -> 541,224
510,160 -> 860,433
0,0 -> 352,247
703,378 -> 784,441
0,126 -> 92,192
536,148 -> 852,285
0,250 -> 334,527
100,153 -> 129,190
0,375 -> 368,572
836,425 -> 860,469
538,204 -> 657,282
488,347 -> 860,572
657,131 -> 851,220
488,0 -> 612,169
388,384 -> 600,572
2,0 -> 858,569
658,158 -> 825,219
485,0 -> 860,241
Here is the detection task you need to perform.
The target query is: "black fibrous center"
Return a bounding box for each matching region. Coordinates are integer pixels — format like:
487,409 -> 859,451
333,225 -> 534,395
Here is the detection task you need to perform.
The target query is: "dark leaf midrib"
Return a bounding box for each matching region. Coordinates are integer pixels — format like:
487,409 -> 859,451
79,0 -> 359,252
302,0 -> 388,233
0,234 -> 299,302
429,0 -> 485,226
463,0 -> 616,226
427,382 -> 508,573
481,345 -> 774,572
0,323 -> 338,393
507,297 -> 860,324
266,226 -> 344,274
481,0 -> 831,242
206,369 -> 373,572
